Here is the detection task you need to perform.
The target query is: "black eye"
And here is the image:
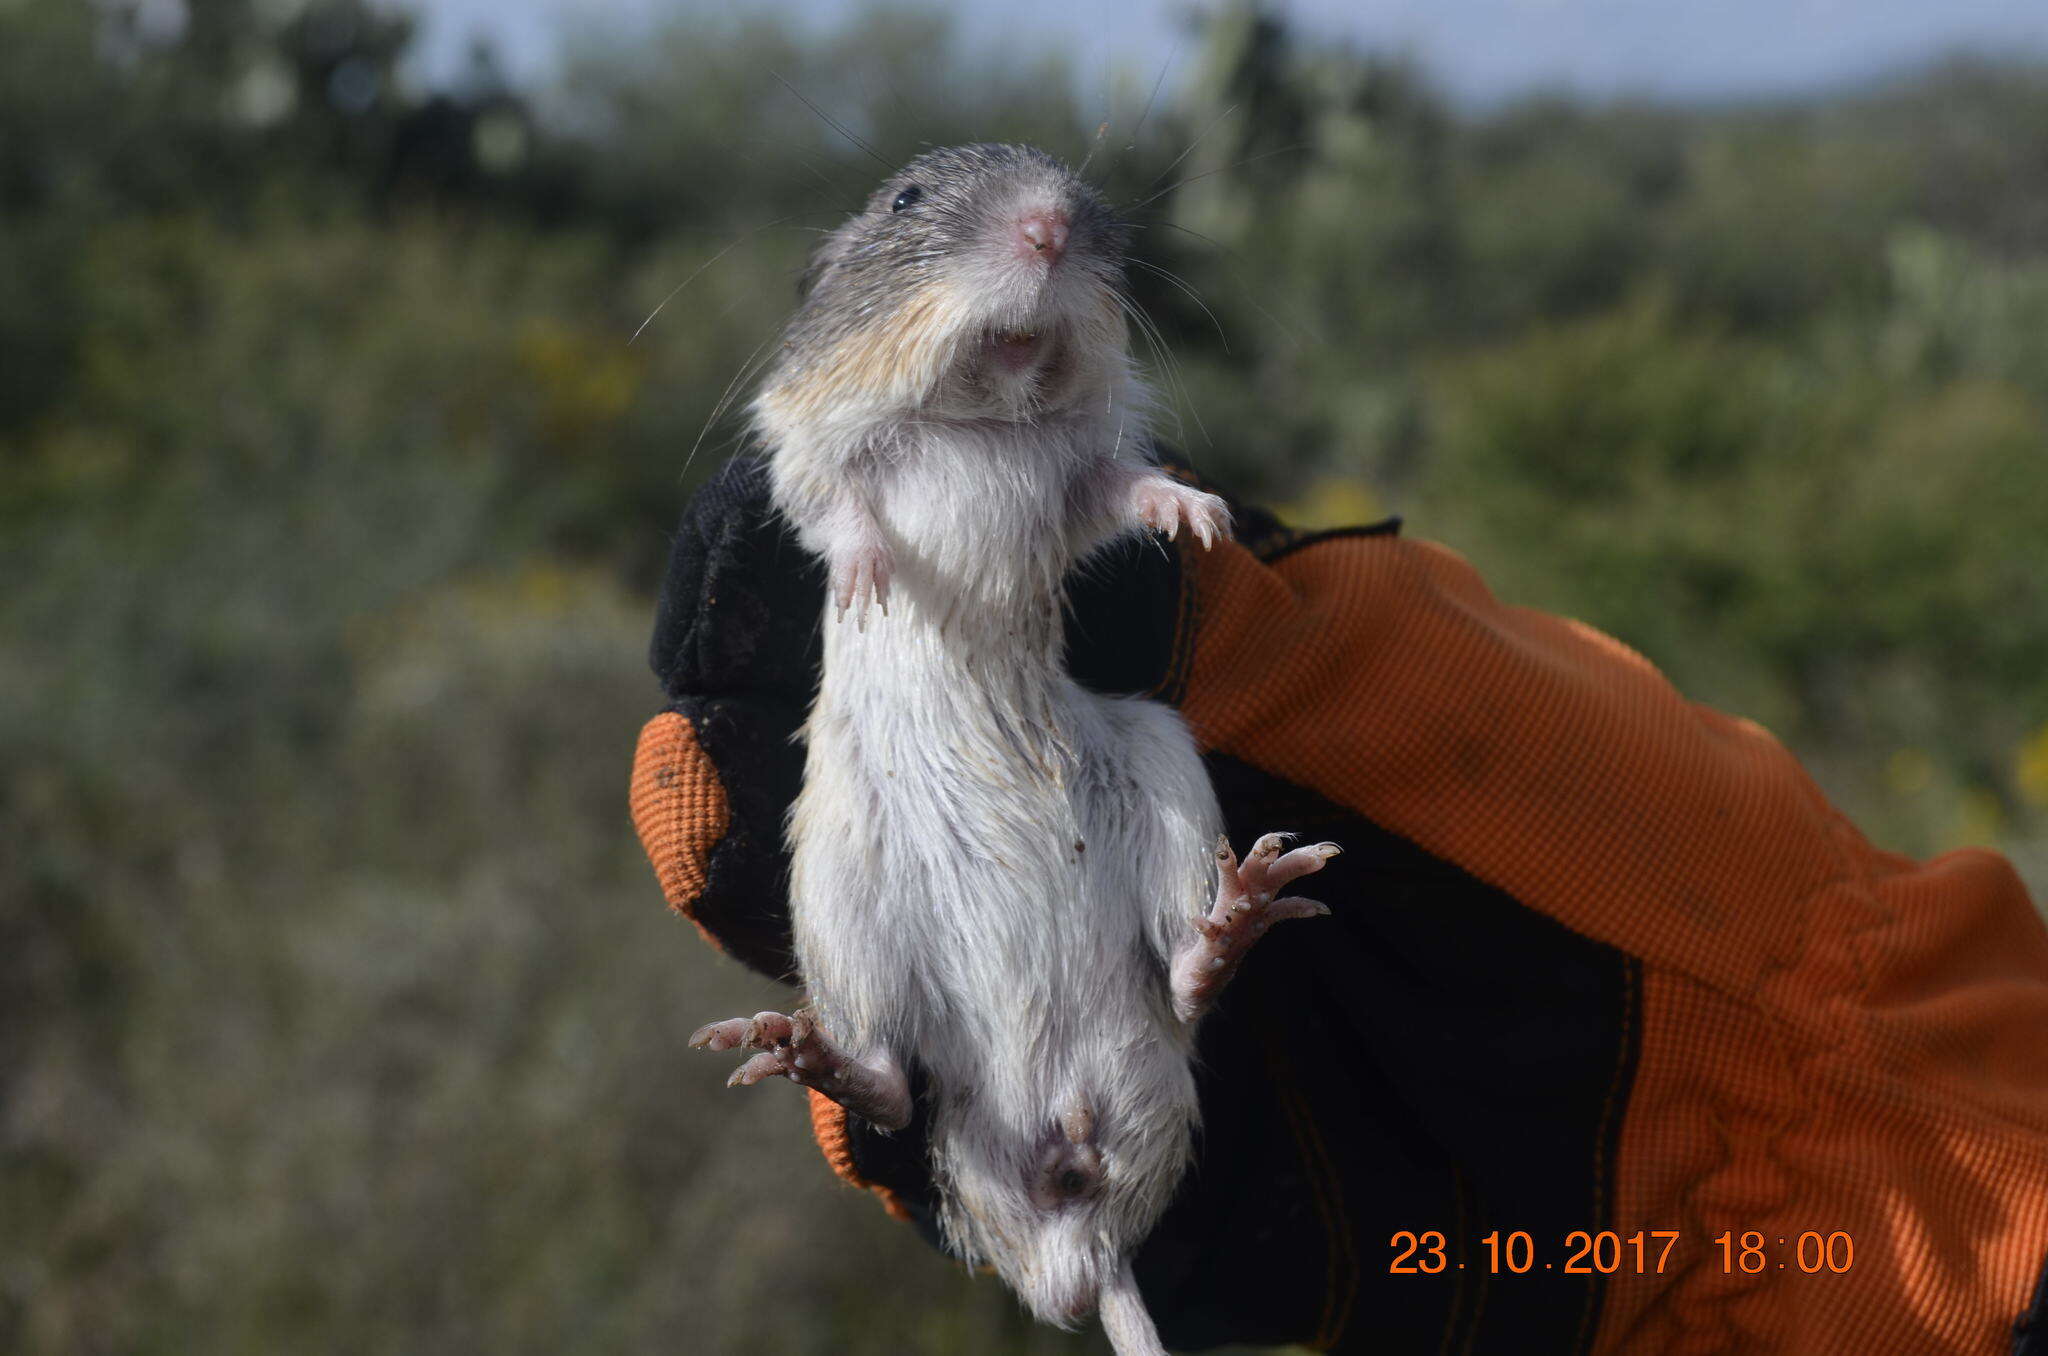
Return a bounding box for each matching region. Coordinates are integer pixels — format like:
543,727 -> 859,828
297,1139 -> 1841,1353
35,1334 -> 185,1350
891,185 -> 923,212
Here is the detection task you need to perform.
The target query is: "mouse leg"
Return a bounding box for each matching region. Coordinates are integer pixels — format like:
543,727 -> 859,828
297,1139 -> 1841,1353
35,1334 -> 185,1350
1075,457 -> 1231,552
1170,834 -> 1340,1023
820,500 -> 893,627
688,1009 -> 912,1131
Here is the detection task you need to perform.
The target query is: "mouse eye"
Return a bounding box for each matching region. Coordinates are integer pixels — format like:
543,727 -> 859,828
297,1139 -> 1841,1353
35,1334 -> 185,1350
891,185 -> 923,212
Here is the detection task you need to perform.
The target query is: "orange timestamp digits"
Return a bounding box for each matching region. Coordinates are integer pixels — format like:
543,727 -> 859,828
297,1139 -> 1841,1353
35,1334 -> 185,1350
1715,1230 -> 1855,1274
1388,1230 -> 1856,1275
1388,1230 -> 1680,1275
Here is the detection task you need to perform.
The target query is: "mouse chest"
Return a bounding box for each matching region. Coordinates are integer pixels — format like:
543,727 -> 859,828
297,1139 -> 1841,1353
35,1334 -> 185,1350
867,431 -> 1095,580
803,673 -> 1146,911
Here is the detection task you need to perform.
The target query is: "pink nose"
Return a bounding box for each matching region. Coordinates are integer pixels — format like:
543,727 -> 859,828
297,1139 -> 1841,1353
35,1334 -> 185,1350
1016,212 -> 1070,261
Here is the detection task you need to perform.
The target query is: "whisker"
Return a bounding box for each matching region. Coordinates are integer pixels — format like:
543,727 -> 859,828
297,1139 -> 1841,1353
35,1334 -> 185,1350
1112,295 -> 1172,431
876,68 -> 919,132
659,223 -> 833,236
1183,389 -> 1211,450
770,69 -> 892,170
790,155 -> 853,199
1126,40 -> 1181,154
1100,38 -> 1182,197
632,212 -> 829,343
1135,292 -> 1211,450
1123,142 -> 1313,215
1144,102 -> 1237,194
1147,220 -> 1304,348
1145,219 -> 1228,252
683,329 -> 782,478
1116,291 -> 1204,449
1127,257 -> 1229,354
731,134 -> 864,199
1076,119 -> 1112,180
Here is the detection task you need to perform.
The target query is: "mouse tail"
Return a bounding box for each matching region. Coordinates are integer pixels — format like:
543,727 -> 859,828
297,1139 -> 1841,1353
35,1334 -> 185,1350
1098,1258 -> 1169,1356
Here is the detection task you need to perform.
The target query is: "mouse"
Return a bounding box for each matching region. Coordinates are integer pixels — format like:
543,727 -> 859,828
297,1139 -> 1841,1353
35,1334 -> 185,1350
687,142 -> 1340,1355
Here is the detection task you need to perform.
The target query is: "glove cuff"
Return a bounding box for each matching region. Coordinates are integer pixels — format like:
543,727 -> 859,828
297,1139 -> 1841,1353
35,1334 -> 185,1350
628,710 -> 729,952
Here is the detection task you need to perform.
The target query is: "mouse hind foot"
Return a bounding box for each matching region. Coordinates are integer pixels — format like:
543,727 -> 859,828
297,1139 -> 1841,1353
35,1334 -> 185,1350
1170,833 -> 1340,1023
689,1009 -> 912,1131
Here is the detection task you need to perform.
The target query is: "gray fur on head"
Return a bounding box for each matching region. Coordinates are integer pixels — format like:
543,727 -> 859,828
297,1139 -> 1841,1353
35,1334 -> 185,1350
755,143 -> 1139,448
795,143 -> 1128,311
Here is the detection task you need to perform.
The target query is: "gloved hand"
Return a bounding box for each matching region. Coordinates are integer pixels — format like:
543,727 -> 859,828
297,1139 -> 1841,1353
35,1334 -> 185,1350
629,451 -> 2048,1355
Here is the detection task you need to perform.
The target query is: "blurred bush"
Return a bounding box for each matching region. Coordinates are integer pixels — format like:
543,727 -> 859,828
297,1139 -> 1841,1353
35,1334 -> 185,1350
1,0 -> 2043,1352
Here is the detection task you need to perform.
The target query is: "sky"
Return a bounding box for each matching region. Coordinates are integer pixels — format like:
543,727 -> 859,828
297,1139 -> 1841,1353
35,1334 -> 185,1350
396,0 -> 2048,107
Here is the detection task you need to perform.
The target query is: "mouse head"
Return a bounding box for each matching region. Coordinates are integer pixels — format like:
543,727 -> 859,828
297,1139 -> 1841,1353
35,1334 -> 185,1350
754,143 -> 1134,437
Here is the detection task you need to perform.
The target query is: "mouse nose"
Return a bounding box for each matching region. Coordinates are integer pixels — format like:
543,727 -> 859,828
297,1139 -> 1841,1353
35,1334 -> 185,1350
1015,210 -> 1070,262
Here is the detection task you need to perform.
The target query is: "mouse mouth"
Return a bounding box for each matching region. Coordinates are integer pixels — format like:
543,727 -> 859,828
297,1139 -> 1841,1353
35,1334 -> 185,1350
986,326 -> 1050,375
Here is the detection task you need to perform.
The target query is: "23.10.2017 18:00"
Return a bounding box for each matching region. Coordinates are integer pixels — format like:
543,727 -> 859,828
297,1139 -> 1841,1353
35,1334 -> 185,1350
1388,1230 -> 1856,1275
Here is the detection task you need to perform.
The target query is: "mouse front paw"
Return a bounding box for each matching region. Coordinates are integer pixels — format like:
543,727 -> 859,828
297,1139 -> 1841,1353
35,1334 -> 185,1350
828,541 -> 893,627
1129,475 -> 1231,551
689,1009 -> 911,1130
1171,833 -> 1339,1023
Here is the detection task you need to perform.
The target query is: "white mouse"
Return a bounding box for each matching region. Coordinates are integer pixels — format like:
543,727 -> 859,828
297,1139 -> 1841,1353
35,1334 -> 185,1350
690,142 -> 1338,1355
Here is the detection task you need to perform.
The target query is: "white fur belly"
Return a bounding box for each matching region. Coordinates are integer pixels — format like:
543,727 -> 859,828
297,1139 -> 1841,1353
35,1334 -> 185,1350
788,648 -> 1218,1132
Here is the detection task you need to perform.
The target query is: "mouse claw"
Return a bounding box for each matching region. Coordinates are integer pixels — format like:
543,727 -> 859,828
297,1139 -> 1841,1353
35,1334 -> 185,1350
830,541 -> 894,628
1244,838 -> 1338,894
688,1007 -> 913,1130
689,1017 -> 754,1052
1172,828 -> 1341,1023
1130,475 -> 1231,553
728,1051 -> 790,1087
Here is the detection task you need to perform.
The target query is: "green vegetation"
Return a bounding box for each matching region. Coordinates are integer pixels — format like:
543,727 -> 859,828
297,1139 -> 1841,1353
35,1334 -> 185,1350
2,1 -> 2043,1351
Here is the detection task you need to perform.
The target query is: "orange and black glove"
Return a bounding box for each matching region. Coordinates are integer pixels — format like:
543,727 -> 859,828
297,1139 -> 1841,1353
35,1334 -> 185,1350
631,451 -> 2048,1355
